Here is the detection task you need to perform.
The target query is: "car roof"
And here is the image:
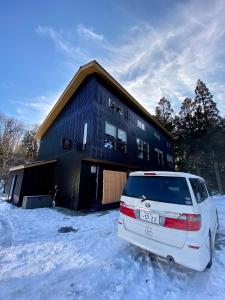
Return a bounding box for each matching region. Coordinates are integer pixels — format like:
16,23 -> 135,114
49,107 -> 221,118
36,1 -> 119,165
129,171 -> 205,181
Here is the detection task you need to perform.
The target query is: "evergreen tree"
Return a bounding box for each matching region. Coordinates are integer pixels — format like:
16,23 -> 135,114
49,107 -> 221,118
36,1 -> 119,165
176,97 -> 195,138
193,80 -> 222,136
173,80 -> 224,192
155,97 -> 174,132
22,129 -> 38,161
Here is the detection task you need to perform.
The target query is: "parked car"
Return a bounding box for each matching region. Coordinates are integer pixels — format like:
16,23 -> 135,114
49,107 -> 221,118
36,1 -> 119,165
117,171 -> 219,271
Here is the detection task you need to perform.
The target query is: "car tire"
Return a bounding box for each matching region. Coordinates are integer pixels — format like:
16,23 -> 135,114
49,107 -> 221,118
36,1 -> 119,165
206,233 -> 212,269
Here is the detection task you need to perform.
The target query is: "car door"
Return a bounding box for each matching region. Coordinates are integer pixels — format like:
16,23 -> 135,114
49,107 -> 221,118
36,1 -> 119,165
189,179 -> 215,240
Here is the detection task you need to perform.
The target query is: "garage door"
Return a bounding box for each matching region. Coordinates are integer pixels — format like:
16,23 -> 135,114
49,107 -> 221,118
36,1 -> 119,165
102,170 -> 127,204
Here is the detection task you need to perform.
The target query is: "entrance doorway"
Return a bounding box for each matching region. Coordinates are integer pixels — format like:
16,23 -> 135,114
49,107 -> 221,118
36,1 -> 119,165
8,175 -> 17,201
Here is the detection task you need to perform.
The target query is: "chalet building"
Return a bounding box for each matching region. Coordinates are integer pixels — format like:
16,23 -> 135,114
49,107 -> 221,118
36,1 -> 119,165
7,61 -> 174,210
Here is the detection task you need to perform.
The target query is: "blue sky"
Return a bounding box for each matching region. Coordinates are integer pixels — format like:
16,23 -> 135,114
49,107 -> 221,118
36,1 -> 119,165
1,0 -> 225,126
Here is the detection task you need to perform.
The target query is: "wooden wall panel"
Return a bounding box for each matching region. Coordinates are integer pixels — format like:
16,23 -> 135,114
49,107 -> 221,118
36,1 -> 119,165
102,170 -> 127,204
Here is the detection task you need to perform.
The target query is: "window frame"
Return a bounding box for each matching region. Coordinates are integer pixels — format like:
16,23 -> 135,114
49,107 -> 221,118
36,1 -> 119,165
137,120 -> 145,131
108,98 -> 123,115
167,154 -> 173,169
137,138 -> 149,160
104,122 -> 127,153
117,128 -> 127,153
104,121 -> 116,150
155,148 -> 164,165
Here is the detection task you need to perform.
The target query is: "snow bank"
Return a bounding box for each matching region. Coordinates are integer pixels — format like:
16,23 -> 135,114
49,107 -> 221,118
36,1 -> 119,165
0,196 -> 225,300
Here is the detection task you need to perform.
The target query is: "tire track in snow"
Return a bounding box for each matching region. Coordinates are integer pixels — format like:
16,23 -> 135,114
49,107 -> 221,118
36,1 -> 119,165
0,216 -> 12,248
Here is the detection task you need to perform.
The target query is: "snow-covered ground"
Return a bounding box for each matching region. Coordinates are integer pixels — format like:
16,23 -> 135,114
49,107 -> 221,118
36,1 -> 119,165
0,195 -> 225,300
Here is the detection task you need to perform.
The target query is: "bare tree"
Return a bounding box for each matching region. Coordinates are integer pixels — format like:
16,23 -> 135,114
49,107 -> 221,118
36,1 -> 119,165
0,113 -> 24,192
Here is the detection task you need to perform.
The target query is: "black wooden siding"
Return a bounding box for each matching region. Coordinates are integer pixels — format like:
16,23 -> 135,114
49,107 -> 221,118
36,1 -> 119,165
6,163 -> 56,207
35,73 -> 174,210
91,74 -> 173,170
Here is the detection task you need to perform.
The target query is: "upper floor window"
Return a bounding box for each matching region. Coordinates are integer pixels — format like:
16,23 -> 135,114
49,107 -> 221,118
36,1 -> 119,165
155,148 -> 164,165
108,98 -> 122,115
167,154 -> 173,169
154,132 -> 160,141
104,122 -> 116,149
137,120 -> 145,131
104,122 -> 127,153
137,138 -> 149,160
117,129 -> 127,153
167,141 -> 171,148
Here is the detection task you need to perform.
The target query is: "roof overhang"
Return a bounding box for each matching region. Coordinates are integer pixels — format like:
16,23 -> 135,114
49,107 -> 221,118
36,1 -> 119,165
35,60 -> 172,140
9,160 -> 57,172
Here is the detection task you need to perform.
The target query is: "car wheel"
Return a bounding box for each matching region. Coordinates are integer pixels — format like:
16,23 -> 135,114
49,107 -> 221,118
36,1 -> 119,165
206,233 -> 212,269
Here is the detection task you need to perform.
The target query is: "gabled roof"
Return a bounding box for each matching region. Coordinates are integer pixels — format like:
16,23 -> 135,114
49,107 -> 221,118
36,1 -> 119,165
35,60 -> 172,140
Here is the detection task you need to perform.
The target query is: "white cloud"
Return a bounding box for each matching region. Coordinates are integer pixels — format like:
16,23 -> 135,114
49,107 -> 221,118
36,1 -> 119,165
77,24 -> 104,41
35,25 -> 87,59
11,89 -> 63,125
34,0 -> 225,120
101,0 -> 225,115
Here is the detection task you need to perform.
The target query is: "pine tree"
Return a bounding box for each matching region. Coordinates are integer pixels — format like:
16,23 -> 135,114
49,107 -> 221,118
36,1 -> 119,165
174,81 -> 224,192
176,97 -> 195,138
193,80 -> 222,136
155,97 -> 174,132
22,129 -> 38,161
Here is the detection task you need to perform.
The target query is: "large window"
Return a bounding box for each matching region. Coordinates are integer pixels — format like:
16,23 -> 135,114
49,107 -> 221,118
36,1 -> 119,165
104,122 -> 127,153
137,138 -> 149,160
123,176 -> 192,205
104,122 -> 116,149
155,148 -> 164,165
189,178 -> 208,203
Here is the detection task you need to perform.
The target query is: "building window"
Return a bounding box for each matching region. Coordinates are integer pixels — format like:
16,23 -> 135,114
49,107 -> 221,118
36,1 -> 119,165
104,122 -> 127,152
137,120 -> 145,131
117,129 -> 127,153
167,154 -> 173,169
137,138 -> 143,159
62,138 -> 72,150
137,138 -> 149,160
143,142 -> 149,160
104,122 -> 116,149
155,148 -> 164,165
154,132 -> 160,141
109,98 -> 122,115
167,141 -> 171,148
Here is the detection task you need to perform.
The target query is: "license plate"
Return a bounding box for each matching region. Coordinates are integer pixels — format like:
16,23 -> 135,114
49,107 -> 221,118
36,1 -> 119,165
140,210 -> 159,224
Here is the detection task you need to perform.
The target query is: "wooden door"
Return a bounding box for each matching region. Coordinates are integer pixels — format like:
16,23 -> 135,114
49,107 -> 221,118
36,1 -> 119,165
102,170 -> 127,204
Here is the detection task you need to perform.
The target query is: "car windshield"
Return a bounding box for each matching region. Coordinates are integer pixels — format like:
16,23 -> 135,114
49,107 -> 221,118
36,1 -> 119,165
122,176 -> 192,205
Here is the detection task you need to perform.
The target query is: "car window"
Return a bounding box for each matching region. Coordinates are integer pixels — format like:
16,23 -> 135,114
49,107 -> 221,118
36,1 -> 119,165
189,178 -> 208,203
122,176 -> 192,205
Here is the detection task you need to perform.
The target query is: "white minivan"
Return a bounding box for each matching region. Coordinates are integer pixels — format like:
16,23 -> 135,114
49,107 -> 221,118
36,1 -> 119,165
117,171 -> 219,271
